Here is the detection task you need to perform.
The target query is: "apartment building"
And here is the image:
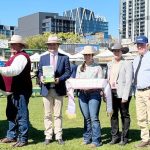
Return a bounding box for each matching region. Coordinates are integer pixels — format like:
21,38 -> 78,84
16,12 -> 75,37
63,7 -> 109,39
120,0 -> 150,41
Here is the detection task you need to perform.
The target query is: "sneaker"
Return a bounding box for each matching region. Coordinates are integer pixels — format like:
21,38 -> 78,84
82,140 -> 91,145
88,142 -> 102,148
88,143 -> 97,148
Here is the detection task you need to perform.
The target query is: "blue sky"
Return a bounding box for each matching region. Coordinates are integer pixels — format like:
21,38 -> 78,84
0,0 -> 119,38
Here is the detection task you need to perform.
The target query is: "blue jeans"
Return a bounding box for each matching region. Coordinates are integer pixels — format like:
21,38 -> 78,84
6,94 -> 29,143
78,91 -> 102,146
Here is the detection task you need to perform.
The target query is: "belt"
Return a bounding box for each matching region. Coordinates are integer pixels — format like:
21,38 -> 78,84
137,86 -> 150,91
80,89 -> 99,94
112,89 -> 117,93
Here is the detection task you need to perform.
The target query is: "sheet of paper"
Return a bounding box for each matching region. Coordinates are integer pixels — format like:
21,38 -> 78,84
42,66 -> 55,83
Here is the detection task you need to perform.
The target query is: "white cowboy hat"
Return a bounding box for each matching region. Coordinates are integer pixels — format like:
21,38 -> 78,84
108,43 -> 129,54
81,46 -> 97,55
46,36 -> 61,44
8,35 -> 27,47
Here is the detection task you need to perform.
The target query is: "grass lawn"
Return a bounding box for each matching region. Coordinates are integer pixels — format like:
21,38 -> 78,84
0,96 -> 149,150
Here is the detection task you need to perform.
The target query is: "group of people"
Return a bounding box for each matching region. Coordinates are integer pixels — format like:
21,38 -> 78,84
107,35 -> 150,148
0,34 -> 150,148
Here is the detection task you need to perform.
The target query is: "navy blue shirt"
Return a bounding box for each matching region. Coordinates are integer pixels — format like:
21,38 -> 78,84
70,63 -> 77,78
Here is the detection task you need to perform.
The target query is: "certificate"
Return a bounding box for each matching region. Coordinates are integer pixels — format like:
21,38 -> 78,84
42,66 -> 55,83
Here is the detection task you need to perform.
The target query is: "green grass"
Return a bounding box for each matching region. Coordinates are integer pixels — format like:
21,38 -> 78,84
0,96 -> 149,150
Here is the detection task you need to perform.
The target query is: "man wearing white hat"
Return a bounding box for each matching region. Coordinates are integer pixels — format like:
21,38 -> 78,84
38,36 -> 71,145
0,35 -> 32,147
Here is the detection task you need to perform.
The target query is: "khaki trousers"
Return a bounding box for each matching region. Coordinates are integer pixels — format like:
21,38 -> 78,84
135,89 -> 150,142
43,89 -> 63,140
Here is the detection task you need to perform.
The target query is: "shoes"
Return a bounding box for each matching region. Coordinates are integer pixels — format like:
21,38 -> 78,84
135,141 -> 149,148
109,138 -> 120,145
89,143 -> 97,148
82,141 -> 91,145
88,142 -> 102,148
118,140 -> 128,146
12,141 -> 28,147
57,139 -> 65,145
0,137 -> 17,143
44,139 -> 51,145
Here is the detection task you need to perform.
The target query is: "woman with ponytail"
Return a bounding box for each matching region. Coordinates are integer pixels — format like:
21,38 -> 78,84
76,46 -> 103,148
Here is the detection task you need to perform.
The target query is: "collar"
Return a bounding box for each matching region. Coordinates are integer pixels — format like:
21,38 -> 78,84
138,50 -> 149,57
112,57 -> 124,64
50,52 -> 58,56
85,62 -> 95,67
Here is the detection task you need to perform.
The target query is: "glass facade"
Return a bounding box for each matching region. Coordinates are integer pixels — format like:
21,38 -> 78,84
63,7 -> 108,39
0,25 -> 15,38
42,16 -> 75,34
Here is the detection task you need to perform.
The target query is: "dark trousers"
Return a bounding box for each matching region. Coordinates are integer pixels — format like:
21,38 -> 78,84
6,94 -> 30,143
111,92 -> 131,142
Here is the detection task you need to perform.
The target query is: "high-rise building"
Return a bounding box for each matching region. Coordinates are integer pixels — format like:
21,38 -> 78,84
120,0 -> 150,41
0,24 -> 15,38
63,7 -> 108,39
16,12 -> 75,37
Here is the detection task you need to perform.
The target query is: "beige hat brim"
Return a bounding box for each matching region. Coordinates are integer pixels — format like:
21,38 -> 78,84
82,52 -> 96,55
8,41 -> 28,48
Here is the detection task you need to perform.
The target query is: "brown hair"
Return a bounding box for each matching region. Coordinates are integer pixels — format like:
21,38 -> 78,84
80,61 -> 86,72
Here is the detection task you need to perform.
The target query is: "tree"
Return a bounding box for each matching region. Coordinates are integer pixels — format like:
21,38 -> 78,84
0,34 -> 7,39
25,34 -> 49,50
25,32 -> 81,49
57,32 -> 81,43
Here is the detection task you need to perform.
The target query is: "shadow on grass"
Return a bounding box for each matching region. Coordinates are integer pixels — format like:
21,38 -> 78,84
0,120 -> 44,144
29,126 -> 83,144
29,123 -> 44,144
101,127 -> 141,144
0,120 -> 141,145
63,127 -> 83,140
129,129 -> 141,142
0,120 -> 8,138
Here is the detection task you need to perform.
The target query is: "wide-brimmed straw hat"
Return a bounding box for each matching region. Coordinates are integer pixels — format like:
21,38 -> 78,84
108,43 -> 129,54
8,35 -> 27,47
81,46 -> 97,55
46,36 -> 61,44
